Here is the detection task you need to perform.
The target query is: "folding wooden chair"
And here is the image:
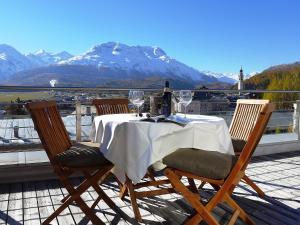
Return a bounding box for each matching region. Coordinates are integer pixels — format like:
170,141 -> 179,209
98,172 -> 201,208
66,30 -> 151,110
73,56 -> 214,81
229,99 -> 270,198
26,101 -> 119,225
199,99 -> 271,198
92,98 -> 130,115
92,97 -> 134,185
163,102 -> 274,224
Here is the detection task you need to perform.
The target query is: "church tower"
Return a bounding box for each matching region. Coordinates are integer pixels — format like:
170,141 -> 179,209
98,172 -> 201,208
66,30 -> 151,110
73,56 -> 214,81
238,66 -> 244,93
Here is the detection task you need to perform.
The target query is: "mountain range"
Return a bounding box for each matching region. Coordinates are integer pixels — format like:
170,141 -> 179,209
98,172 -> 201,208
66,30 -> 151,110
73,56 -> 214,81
0,42 -> 239,88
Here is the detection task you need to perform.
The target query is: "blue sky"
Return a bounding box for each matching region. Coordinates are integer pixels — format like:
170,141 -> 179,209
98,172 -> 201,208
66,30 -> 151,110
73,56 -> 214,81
0,0 -> 299,75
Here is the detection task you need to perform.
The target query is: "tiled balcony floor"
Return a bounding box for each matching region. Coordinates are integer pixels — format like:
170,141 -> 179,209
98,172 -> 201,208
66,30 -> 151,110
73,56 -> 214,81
0,151 -> 300,225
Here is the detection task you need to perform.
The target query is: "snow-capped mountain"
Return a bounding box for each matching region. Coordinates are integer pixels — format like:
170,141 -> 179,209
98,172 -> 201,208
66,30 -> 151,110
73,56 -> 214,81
0,42 -> 239,87
27,50 -> 73,66
59,42 -> 216,82
0,44 -> 33,79
201,71 -> 237,84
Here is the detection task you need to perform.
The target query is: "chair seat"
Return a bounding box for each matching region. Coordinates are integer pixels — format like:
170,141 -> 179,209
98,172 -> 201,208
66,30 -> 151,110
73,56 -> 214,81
163,148 -> 236,179
54,143 -> 111,168
231,138 -> 247,153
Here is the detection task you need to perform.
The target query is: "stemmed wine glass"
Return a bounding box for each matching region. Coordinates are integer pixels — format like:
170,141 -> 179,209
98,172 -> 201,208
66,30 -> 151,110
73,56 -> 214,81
172,91 -> 181,113
179,90 -> 192,118
129,90 -> 145,116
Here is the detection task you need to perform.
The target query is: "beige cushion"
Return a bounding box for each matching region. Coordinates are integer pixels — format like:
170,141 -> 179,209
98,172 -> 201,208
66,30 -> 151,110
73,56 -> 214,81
231,138 -> 247,153
163,148 -> 235,179
78,141 -> 100,148
54,143 -> 110,168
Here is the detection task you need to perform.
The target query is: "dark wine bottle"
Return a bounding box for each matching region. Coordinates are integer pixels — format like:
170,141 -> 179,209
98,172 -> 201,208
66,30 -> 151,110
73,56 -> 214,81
162,81 -> 172,117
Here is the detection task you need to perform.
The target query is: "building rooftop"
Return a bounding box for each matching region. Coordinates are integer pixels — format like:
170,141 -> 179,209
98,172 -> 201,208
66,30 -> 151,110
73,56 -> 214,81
0,151 -> 299,225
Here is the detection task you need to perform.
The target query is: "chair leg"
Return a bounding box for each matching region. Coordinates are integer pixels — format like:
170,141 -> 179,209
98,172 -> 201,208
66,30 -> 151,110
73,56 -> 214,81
184,212 -> 203,225
91,195 -> 102,209
116,177 -> 124,190
44,178 -> 105,225
42,196 -> 74,224
147,168 -> 159,187
64,176 -> 106,225
164,168 -> 219,225
243,174 -> 265,198
125,177 -> 142,222
101,171 -> 127,198
74,195 -> 106,225
198,181 -> 206,189
119,183 -> 128,200
227,184 -> 236,196
83,171 -> 119,211
61,193 -> 70,203
61,168 -> 113,204
187,178 -> 198,193
119,169 -> 157,200
224,194 -> 255,225
51,168 -> 109,225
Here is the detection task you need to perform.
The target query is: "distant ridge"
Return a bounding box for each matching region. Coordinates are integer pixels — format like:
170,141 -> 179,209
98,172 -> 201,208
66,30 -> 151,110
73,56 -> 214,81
244,61 -> 300,90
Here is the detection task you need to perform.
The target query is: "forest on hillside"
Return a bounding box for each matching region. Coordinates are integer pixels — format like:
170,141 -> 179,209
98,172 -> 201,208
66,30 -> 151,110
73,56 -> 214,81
243,63 -> 300,106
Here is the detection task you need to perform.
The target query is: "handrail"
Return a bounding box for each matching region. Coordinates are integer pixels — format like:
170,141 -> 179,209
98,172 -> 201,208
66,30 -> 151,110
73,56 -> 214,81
0,86 -> 162,92
1,85 -> 300,93
0,86 -> 299,148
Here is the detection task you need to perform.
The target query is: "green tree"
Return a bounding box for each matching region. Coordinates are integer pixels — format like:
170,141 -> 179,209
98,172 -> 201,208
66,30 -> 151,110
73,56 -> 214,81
5,97 -> 26,115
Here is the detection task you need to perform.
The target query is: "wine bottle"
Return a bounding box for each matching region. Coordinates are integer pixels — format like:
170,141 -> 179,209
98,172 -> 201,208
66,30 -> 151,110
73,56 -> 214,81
162,81 -> 172,117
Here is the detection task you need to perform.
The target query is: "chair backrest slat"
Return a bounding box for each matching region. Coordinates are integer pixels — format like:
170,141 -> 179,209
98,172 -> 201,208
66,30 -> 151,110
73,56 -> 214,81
229,99 -> 270,141
26,101 -> 72,160
235,102 -> 274,171
92,98 -> 130,115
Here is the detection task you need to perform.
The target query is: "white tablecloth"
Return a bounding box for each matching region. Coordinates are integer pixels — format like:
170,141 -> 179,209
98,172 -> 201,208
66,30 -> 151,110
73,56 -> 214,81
90,113 -> 234,183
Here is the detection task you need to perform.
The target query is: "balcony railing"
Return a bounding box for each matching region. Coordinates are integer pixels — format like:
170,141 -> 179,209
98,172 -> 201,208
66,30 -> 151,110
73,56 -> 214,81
0,86 -> 299,151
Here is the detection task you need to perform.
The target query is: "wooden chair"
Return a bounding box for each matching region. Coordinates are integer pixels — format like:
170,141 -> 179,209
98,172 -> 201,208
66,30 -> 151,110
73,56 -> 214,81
92,97 -> 134,185
229,99 -> 270,198
163,102 -> 274,224
26,101 -> 119,225
199,99 -> 270,198
92,98 -> 130,115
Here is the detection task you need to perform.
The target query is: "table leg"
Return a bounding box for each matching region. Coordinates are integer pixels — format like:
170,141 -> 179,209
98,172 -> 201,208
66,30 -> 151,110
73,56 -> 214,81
119,174 -> 174,222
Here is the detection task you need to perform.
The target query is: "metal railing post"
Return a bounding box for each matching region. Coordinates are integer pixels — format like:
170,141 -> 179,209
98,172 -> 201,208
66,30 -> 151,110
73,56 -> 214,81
293,100 -> 300,140
13,126 -> 19,138
76,101 -> 82,142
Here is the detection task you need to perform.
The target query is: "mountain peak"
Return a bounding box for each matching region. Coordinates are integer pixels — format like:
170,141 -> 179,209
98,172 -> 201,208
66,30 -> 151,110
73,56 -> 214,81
89,42 -> 129,54
34,49 -> 47,55
55,51 -> 73,58
0,44 -> 18,51
27,49 -> 73,67
0,44 -> 33,79
0,44 -> 24,59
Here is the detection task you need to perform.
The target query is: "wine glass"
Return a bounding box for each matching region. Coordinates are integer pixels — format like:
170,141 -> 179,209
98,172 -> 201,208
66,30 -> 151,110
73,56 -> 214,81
172,91 -> 181,114
179,90 -> 192,118
129,90 -> 144,116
